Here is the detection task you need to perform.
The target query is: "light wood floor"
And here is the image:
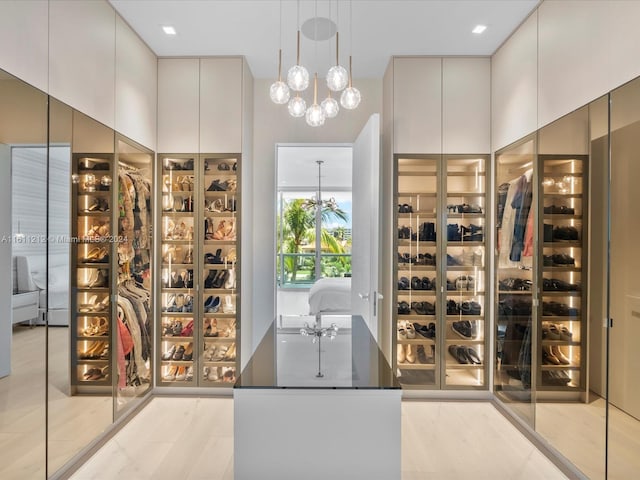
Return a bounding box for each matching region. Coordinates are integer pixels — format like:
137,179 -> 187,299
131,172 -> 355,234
0,325 -> 112,478
3,326 -> 640,479
70,397 -> 567,480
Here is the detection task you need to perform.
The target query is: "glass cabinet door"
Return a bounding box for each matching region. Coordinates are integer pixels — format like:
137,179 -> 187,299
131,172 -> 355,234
159,154 -> 197,386
538,153 -> 586,393
201,155 -> 239,385
395,156 -> 439,388
494,136 -> 536,426
443,155 -> 489,388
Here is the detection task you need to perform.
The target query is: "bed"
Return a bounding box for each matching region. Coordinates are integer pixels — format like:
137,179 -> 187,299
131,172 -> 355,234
16,255 -> 70,326
308,277 -> 352,316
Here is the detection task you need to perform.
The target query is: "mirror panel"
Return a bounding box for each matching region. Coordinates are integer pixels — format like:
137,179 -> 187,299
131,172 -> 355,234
0,70 -> 48,477
535,104 -> 606,479
608,76 -> 640,478
47,106 -> 115,475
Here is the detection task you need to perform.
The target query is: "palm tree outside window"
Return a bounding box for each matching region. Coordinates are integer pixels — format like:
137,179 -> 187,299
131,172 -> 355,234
277,191 -> 351,286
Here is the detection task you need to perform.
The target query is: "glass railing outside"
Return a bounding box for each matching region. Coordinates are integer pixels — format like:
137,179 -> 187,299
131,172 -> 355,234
277,253 -> 351,287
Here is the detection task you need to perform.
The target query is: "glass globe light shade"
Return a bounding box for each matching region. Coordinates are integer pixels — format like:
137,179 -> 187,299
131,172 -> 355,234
321,96 -> 339,118
305,104 -> 326,127
340,86 -> 361,110
287,65 -> 309,91
326,65 -> 348,92
270,81 -> 290,104
288,96 -> 307,118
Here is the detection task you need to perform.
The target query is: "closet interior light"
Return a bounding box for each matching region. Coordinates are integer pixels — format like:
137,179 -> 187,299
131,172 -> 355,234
162,25 -> 177,35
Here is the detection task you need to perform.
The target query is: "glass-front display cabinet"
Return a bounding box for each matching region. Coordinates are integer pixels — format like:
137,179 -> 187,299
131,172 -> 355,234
394,154 -> 489,390
494,135 -> 536,424
157,154 -> 240,387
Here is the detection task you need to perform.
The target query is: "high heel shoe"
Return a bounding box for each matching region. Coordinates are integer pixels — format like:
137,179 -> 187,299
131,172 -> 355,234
205,218 -> 215,240
223,343 -> 236,361
163,246 -> 182,263
222,295 -> 235,314
212,270 -> 228,289
224,268 -> 236,289
88,269 -> 107,288
183,247 -> 193,264
162,344 -> 176,361
163,366 -> 178,381
204,270 -> 218,289
182,342 -> 194,361
204,318 -> 219,337
223,219 -> 236,240
204,295 -> 220,313
172,344 -> 186,361
213,220 -> 226,240
175,366 -> 187,381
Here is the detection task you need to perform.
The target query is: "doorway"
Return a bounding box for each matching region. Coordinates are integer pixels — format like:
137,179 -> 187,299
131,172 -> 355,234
276,144 -> 353,329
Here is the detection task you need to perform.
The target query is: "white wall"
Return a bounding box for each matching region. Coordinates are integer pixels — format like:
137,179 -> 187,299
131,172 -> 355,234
240,58 -> 254,368
252,77 -> 383,346
492,0 -> 640,151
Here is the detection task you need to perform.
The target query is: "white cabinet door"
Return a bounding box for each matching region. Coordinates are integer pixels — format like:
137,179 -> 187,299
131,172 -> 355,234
157,59 -> 200,153
351,114 -> 381,338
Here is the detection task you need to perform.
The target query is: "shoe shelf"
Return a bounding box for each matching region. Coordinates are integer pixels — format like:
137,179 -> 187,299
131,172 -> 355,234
544,193 -> 583,199
394,154 -> 489,390
543,241 -> 582,248
397,213 -> 437,220
397,265 -> 437,271
539,153 -> 587,396
398,191 -> 437,197
71,154 -> 114,391
397,363 -> 436,370
541,291 -> 581,297
446,192 -> 486,198
158,155 -> 198,387
157,154 -> 240,388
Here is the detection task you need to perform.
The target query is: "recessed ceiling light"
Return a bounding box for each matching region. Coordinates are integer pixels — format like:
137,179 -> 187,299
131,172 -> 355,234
472,25 -> 487,34
162,25 -> 177,35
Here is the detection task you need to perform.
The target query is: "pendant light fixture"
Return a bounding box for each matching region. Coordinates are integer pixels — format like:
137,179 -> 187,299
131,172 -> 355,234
340,56 -> 361,110
273,0 -> 360,125
288,94 -> 307,118
286,0 -> 309,92
326,31 -> 348,91
321,90 -> 339,118
340,0 -> 361,110
269,1 -> 290,104
306,73 -> 326,127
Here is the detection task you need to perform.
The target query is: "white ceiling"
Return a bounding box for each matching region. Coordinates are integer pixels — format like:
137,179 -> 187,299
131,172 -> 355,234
277,145 -> 352,189
110,0 -> 539,79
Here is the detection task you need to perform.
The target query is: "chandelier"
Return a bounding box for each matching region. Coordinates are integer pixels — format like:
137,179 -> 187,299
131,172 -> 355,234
269,0 -> 361,127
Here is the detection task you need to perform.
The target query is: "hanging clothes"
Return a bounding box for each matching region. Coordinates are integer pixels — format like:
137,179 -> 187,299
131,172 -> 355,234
115,163 -> 153,390
509,170 -> 533,262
